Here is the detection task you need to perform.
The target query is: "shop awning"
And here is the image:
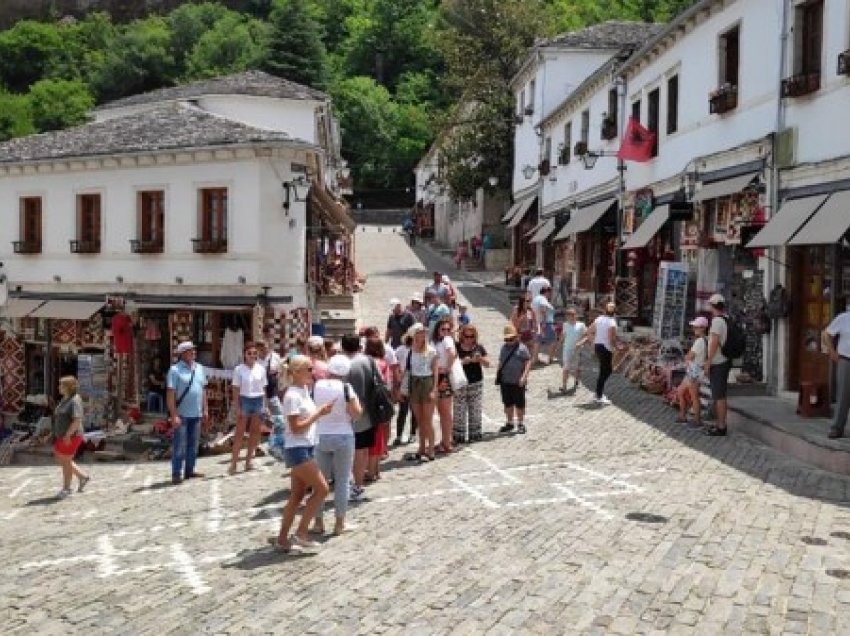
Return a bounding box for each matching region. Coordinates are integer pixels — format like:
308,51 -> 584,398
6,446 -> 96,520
746,194 -> 828,248
28,300 -> 104,320
622,205 -> 670,249
0,298 -> 45,318
693,172 -> 759,202
501,199 -> 523,222
552,198 -> 615,240
507,197 -> 537,228
523,219 -> 545,237
529,218 -> 557,243
787,190 -> 850,245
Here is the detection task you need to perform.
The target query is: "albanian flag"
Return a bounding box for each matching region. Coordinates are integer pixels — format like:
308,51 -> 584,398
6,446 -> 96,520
617,117 -> 656,162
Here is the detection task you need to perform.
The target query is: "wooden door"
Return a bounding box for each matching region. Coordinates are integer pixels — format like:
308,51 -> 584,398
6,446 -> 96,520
790,246 -> 831,388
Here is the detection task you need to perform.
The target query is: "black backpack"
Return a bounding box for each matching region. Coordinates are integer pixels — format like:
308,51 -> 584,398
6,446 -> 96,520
720,315 -> 746,359
367,357 -> 396,424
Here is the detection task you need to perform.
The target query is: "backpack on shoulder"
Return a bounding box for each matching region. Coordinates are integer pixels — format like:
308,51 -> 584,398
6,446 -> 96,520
720,315 -> 747,359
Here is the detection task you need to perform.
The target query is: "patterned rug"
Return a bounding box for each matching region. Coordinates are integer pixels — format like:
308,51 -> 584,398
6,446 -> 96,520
0,334 -> 25,413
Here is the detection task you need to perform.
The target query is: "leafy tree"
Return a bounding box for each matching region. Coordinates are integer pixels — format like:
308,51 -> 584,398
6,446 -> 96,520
542,0 -> 695,31
262,0 -> 328,89
167,2 -> 232,68
0,91 -> 35,141
184,14 -> 269,79
27,79 -> 94,132
90,17 -> 176,102
46,13 -> 117,87
0,20 -> 64,92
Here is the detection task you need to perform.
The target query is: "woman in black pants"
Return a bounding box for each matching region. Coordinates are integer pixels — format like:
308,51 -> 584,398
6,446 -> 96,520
393,334 -> 417,445
584,302 -> 619,405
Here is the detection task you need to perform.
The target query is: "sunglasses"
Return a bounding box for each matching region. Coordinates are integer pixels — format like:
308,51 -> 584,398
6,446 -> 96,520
462,334 -> 475,339
246,351 -> 258,356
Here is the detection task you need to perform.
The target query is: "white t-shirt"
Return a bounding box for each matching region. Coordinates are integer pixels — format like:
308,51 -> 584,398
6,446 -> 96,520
232,362 -> 267,398
410,346 -> 438,377
435,336 -> 456,370
396,344 -> 411,373
313,379 -> 356,436
261,351 -> 282,375
527,275 -> 551,301
282,386 -> 317,448
690,336 -> 708,365
827,312 -> 850,358
384,347 -> 398,367
709,316 -> 728,365
593,316 -> 618,351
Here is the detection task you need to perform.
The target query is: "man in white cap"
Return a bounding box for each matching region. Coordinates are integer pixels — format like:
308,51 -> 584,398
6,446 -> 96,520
703,293 -> 730,436
385,298 -> 414,349
166,341 -> 208,484
408,293 -> 427,325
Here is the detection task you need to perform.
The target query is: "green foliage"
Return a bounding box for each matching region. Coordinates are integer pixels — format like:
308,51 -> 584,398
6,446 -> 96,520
542,0 -> 695,31
167,2 -> 232,68
185,13 -> 269,79
0,20 -> 64,92
27,79 -> 94,132
263,0 -> 328,89
0,91 -> 34,141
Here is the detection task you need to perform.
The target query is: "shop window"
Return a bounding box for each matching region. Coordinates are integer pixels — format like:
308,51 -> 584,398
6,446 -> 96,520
15,196 -> 42,254
72,193 -> 101,253
667,75 -> 679,134
631,99 -> 641,124
719,25 -> 740,89
195,187 -> 228,253
133,190 -> 164,253
647,88 -> 660,157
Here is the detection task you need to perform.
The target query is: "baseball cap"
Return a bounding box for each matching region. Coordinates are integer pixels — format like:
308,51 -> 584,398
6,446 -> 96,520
689,316 -> 709,328
175,341 -> 195,355
410,292 -> 423,304
327,354 -> 352,377
407,322 -> 426,338
389,298 -> 401,308
709,293 -> 725,306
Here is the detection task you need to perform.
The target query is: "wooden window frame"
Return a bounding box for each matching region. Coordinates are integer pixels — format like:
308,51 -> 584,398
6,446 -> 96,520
719,25 -> 740,88
580,109 -> 590,144
17,196 -> 42,253
195,187 -> 228,253
133,190 -> 165,253
562,122 -> 572,165
647,88 -> 660,158
797,0 -> 823,76
73,193 -> 101,253
667,75 -> 679,135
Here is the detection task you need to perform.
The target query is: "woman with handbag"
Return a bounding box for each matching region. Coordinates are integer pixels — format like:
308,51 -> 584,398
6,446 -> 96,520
453,325 -> 490,443
431,317 -> 457,454
52,375 -> 90,498
406,323 -> 438,462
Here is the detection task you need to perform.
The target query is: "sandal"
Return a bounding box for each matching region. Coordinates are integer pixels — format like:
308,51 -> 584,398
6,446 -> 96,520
403,452 -> 422,462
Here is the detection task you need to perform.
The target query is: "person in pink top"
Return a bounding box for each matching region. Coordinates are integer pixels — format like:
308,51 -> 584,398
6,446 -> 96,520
307,335 -> 330,381
364,337 -> 392,480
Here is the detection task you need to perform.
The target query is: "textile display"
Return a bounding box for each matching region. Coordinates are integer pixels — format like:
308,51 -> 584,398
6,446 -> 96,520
252,304 -> 265,344
169,311 -> 193,355
264,306 -> 284,355
52,319 -> 78,346
615,277 -> 639,319
0,333 -> 25,413
111,313 -> 134,354
220,327 -> 244,369
81,313 -> 105,348
286,308 -> 311,352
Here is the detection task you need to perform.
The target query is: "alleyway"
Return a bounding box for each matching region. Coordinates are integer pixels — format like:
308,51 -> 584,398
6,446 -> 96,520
2,225 -> 850,634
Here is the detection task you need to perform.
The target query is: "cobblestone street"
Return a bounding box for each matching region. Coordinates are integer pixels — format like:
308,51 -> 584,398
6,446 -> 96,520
3,226 -> 850,634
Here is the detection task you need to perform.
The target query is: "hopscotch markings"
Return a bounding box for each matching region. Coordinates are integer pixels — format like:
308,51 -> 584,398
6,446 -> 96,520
465,448 -> 522,484
122,465 -> 136,480
96,534 -> 120,577
207,481 -> 223,532
8,478 -> 33,498
171,543 -> 210,595
448,475 -> 501,509
549,483 -> 614,520
9,467 -> 32,481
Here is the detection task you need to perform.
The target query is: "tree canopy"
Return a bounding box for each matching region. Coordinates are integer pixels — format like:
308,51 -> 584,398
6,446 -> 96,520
0,0 -> 695,195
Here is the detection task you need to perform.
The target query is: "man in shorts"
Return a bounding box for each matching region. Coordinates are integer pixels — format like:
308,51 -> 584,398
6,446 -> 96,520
532,286 -> 558,364
559,308 -> 587,393
703,293 -> 731,436
497,324 -> 532,435
341,334 -> 377,501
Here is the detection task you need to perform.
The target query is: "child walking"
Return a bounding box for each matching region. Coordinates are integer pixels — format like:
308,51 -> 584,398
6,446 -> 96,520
560,308 -> 587,393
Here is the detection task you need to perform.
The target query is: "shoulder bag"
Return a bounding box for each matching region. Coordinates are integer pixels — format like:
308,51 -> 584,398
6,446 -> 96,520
448,342 -> 468,392
368,357 -> 396,424
495,345 -> 519,386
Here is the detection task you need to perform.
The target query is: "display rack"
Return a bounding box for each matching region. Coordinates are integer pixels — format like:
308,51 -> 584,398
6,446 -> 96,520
652,261 -> 690,341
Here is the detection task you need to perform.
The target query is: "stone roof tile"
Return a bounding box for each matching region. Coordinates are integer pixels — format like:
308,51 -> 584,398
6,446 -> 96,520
543,21 -> 662,49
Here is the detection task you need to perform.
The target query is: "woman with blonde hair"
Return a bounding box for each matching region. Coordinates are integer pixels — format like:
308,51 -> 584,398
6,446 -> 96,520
52,376 -> 90,497
431,316 -> 457,454
230,342 -> 268,475
269,355 -> 332,552
405,323 -> 438,462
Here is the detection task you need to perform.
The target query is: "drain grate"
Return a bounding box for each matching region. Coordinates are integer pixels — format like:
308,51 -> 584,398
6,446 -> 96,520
829,531 -> 850,540
826,569 -> 850,579
626,512 -> 668,524
801,536 -> 828,546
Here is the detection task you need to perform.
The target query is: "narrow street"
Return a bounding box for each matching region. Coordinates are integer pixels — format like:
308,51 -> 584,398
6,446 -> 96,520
2,226 -> 850,634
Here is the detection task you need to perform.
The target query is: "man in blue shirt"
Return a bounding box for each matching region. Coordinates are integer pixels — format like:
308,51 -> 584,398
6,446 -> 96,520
166,341 -> 209,484
424,291 -> 451,337
532,286 -> 558,364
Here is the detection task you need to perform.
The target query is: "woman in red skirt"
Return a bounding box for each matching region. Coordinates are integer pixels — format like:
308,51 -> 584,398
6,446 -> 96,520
53,376 -> 90,498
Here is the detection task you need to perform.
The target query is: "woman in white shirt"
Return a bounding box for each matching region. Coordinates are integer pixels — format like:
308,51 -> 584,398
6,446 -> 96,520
311,355 -> 362,536
431,317 -> 457,454
229,342 -> 269,475
585,302 -> 620,405
269,355 -> 333,553
676,317 -> 709,426
406,323 -> 439,462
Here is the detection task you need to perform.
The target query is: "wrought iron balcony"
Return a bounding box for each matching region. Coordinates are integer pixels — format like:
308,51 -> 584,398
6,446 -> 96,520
781,72 -> 820,98
129,239 -> 164,254
12,240 -> 41,254
709,85 -> 738,114
192,237 -> 227,253
69,239 -> 100,254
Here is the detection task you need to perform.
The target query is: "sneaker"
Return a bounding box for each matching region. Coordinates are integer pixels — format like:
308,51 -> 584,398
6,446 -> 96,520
56,488 -> 73,499
517,423 -> 527,434
499,423 -> 515,433
391,437 -> 403,447
704,426 -> 727,436
77,475 -> 91,493
595,396 -> 612,405
349,487 -> 366,503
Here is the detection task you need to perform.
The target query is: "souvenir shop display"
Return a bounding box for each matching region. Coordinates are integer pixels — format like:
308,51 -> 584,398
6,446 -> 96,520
652,262 -> 690,341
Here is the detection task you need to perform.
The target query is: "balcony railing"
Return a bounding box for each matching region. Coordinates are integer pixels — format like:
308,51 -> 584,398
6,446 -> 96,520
70,239 -> 101,254
192,237 -> 227,253
129,239 -> 164,254
709,85 -> 738,114
12,240 -> 41,254
839,50 -> 850,76
781,71 -> 821,98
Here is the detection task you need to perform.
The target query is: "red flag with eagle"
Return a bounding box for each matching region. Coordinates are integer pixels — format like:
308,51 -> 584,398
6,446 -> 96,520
616,117 -> 656,162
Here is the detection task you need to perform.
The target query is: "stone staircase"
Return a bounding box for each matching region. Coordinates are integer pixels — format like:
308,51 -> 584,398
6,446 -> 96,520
317,294 -> 358,338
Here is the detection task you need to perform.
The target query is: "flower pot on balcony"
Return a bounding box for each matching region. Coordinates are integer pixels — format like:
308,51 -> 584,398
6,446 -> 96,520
781,72 -> 821,98
709,86 -> 737,115
573,141 -> 588,157
600,117 -> 617,141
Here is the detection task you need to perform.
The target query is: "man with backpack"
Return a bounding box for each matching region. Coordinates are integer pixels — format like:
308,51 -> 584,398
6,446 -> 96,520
702,293 -> 745,436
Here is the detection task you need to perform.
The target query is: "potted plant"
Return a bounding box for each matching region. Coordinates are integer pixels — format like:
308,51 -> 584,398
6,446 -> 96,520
600,113 -> 617,140
573,141 -> 588,157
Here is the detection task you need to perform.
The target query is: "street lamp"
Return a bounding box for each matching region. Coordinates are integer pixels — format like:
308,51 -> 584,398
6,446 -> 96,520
488,176 -> 499,188
579,150 -> 618,170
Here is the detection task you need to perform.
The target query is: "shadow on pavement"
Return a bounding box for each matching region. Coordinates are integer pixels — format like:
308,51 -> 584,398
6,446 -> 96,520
221,547 -> 317,570
25,495 -> 64,506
